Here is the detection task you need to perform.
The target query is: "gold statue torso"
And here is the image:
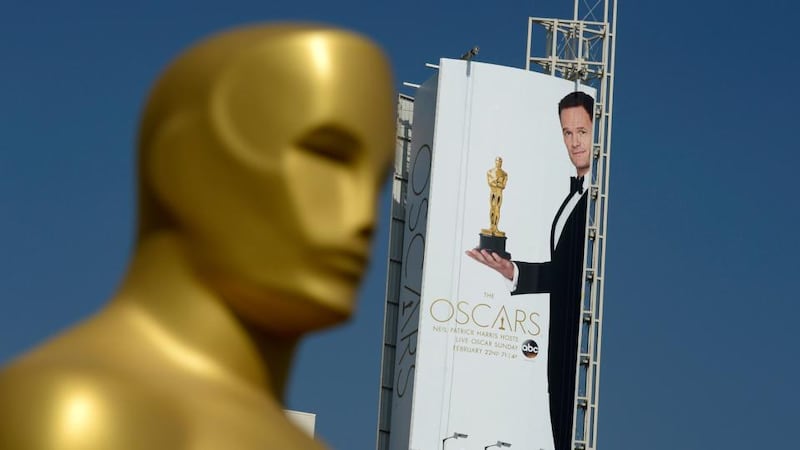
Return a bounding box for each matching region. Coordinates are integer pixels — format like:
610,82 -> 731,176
0,243 -> 322,449
0,326 -> 317,450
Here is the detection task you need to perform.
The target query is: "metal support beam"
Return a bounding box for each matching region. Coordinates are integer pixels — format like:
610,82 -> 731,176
526,1 -> 618,449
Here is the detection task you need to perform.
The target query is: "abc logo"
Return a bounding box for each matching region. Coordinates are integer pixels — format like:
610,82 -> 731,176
521,339 -> 539,359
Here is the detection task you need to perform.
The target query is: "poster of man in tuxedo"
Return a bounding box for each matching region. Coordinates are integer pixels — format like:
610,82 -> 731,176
384,59 -> 595,450
466,91 -> 594,450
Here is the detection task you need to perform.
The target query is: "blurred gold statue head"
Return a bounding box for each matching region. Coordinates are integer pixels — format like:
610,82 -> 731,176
136,25 -> 395,335
0,25 -> 394,450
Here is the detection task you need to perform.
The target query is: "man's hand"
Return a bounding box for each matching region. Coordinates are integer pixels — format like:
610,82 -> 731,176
465,249 -> 514,280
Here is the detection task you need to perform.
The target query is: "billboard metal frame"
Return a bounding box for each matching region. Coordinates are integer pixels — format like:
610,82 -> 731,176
526,1 -> 618,449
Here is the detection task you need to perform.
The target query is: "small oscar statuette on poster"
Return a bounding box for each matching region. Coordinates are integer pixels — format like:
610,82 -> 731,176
476,156 -> 511,259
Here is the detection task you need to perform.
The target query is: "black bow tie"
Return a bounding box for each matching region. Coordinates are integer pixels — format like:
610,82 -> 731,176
570,176 -> 585,195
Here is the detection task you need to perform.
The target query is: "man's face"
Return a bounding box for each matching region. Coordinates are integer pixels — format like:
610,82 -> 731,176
559,106 -> 593,176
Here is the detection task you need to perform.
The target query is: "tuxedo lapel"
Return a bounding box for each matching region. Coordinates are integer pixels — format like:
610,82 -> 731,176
550,192 -> 573,255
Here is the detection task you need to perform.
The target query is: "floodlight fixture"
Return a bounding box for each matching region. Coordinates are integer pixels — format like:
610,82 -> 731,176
442,431 -> 469,449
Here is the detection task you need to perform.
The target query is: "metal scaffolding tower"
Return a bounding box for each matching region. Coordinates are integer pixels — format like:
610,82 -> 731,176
526,1 -> 618,449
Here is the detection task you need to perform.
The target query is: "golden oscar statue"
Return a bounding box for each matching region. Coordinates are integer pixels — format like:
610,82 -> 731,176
476,156 -> 511,259
0,24 -> 394,450
481,156 -> 508,238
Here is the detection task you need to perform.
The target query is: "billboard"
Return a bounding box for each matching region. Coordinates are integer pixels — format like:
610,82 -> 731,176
382,59 -> 595,450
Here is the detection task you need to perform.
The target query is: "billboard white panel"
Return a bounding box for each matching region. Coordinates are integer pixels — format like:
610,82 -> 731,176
386,73 -> 439,450
387,59 -> 595,450
284,410 -> 316,437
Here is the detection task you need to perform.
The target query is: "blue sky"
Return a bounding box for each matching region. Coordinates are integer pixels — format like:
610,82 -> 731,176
1,1 -> 797,449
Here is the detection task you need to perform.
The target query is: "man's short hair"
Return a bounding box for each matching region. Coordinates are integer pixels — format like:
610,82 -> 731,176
558,91 -> 594,120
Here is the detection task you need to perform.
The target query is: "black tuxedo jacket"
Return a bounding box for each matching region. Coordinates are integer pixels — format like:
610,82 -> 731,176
511,189 -> 587,450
